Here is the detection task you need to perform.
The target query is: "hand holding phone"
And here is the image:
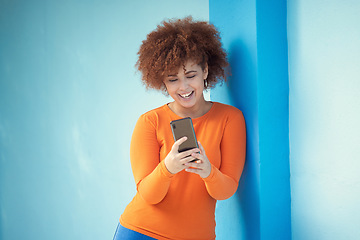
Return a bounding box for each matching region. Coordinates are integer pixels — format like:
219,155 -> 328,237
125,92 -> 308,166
163,136 -> 200,174
168,117 -> 211,177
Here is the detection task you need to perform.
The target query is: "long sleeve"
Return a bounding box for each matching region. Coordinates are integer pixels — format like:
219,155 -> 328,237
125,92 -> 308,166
130,114 -> 174,204
121,103 -> 245,240
203,111 -> 246,200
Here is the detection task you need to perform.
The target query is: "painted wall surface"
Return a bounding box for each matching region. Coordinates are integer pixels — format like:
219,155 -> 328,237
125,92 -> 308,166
256,1 -> 291,239
209,0 -> 260,239
210,0 -> 291,239
0,1 -> 208,239
288,1 -> 360,239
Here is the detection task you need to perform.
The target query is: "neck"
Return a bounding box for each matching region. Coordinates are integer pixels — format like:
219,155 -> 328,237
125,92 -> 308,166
169,99 -> 212,119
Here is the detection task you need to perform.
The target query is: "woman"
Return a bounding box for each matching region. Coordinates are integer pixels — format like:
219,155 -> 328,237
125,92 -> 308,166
114,17 -> 246,240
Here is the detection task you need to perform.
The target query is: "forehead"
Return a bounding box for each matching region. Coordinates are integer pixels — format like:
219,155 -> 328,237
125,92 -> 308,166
167,60 -> 200,75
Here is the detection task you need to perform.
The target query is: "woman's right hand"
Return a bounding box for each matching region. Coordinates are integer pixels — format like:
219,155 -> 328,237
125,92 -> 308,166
164,137 -> 200,175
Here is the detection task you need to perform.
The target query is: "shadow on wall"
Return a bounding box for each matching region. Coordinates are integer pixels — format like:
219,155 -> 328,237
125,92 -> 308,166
228,39 -> 261,240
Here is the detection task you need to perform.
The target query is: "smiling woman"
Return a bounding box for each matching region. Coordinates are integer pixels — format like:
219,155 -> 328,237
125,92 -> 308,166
113,17 -> 246,240
164,61 -> 210,119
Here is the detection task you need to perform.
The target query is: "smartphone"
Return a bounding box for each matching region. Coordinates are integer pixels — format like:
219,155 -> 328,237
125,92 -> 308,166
170,117 -> 199,153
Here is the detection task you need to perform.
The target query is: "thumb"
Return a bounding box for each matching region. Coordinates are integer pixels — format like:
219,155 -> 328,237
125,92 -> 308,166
198,141 -> 205,154
172,136 -> 187,152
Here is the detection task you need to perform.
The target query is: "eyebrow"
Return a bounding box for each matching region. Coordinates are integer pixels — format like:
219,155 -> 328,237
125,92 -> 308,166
167,70 -> 197,77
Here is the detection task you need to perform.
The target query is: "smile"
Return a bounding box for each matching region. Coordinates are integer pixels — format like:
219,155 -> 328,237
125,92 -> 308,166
179,91 -> 194,99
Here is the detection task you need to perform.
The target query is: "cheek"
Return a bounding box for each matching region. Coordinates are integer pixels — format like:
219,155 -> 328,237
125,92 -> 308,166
194,79 -> 205,90
163,82 -> 171,90
164,84 -> 176,95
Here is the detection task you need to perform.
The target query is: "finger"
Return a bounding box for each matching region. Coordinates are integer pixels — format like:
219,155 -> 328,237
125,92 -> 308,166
178,148 -> 200,159
185,167 -> 203,174
172,136 -> 187,151
179,155 -> 198,164
184,161 -> 203,169
191,152 -> 202,160
184,154 -> 202,165
198,141 -> 205,154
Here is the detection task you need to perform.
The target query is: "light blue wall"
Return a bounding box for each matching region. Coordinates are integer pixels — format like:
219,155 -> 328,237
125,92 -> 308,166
210,0 -> 291,239
288,1 -> 360,240
0,1 -> 208,239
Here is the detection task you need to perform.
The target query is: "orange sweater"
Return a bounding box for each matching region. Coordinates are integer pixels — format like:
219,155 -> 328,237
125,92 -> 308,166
120,102 -> 246,240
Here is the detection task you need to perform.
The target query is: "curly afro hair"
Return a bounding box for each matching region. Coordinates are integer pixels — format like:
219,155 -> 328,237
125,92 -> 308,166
136,16 -> 229,92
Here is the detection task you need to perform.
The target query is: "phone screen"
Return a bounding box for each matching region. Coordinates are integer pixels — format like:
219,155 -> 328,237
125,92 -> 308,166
170,117 -> 199,153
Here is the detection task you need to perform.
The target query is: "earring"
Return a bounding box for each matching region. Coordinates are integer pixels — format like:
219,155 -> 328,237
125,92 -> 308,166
204,79 -> 208,88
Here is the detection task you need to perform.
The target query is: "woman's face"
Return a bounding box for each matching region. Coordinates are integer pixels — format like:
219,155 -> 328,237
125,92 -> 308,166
163,60 -> 208,111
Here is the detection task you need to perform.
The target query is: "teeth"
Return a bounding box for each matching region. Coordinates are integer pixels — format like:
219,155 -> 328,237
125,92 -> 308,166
180,92 -> 192,98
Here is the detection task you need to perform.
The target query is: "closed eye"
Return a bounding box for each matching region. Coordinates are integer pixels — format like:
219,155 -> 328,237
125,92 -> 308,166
187,75 -> 196,79
168,79 -> 178,82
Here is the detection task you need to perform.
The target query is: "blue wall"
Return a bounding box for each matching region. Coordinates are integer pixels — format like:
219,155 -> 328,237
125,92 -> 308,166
5,1 -> 358,240
210,0 -> 291,239
256,1 -> 291,239
209,0 -> 260,239
0,1 -> 208,239
288,1 -> 360,239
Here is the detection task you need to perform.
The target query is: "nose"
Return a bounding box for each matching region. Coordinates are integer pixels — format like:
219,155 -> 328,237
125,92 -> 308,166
179,78 -> 188,90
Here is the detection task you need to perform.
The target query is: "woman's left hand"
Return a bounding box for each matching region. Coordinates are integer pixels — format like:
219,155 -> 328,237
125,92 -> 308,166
184,141 -> 212,178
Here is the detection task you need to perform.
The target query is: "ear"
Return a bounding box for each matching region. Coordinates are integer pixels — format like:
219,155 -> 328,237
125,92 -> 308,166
162,82 -> 169,95
203,64 -> 209,80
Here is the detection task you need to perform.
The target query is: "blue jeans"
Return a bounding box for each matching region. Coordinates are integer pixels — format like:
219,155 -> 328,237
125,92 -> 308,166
113,223 -> 156,240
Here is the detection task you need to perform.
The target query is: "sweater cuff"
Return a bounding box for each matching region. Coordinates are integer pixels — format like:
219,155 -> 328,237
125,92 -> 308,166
159,160 -> 175,178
